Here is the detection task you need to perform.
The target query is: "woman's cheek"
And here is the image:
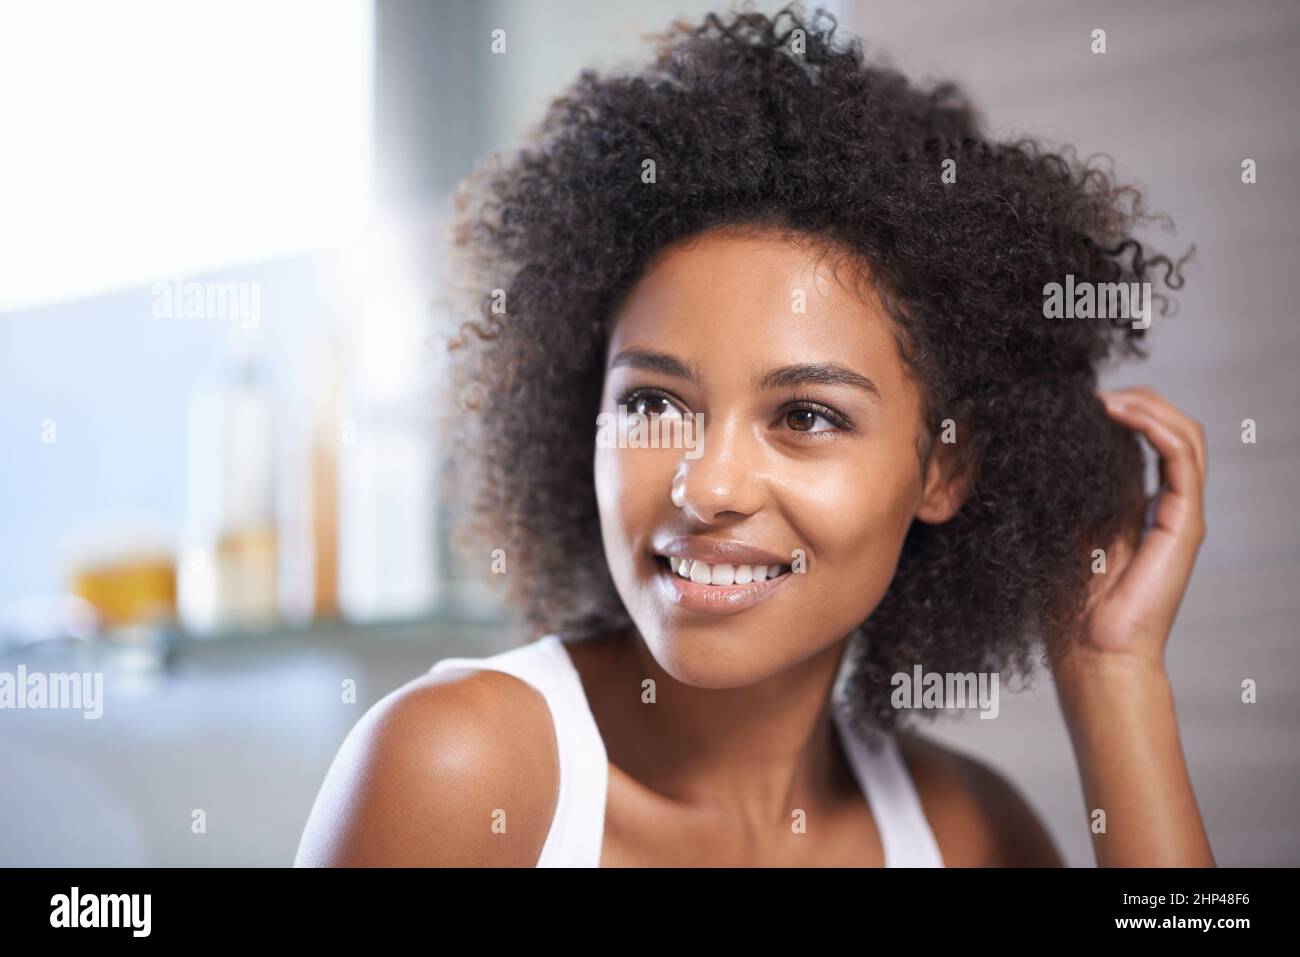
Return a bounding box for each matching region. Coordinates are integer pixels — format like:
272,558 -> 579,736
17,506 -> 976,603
782,459 -> 916,591
593,443 -> 620,514
594,445 -> 671,540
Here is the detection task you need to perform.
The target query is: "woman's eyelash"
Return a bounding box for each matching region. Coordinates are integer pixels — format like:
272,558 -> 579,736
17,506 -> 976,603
613,387 -> 854,433
782,394 -> 854,433
616,386 -> 681,412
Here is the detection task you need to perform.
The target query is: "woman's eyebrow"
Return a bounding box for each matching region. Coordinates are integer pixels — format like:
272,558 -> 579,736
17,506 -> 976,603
609,348 -> 700,383
609,351 -> 880,401
757,362 -> 881,401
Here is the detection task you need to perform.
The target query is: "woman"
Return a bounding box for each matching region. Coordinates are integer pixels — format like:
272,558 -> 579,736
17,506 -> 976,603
296,4 -> 1212,867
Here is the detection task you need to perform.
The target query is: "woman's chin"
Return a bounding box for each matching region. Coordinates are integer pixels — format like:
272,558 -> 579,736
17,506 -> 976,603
629,619 -> 808,690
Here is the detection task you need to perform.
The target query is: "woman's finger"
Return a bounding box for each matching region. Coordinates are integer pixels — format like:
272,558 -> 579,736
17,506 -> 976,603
1102,387 -> 1207,482
1098,397 -> 1205,541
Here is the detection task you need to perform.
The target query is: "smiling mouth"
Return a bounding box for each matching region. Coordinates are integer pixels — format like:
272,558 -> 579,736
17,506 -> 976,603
652,555 -> 795,615
659,556 -> 792,585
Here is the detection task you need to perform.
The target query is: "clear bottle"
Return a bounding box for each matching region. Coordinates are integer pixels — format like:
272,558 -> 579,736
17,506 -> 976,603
178,330 -> 278,635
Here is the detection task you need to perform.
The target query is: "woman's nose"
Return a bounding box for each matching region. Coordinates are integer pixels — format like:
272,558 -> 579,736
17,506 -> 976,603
669,414 -> 763,523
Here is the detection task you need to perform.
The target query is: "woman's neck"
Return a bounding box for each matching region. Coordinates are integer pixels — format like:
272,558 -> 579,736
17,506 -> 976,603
571,626 -> 858,833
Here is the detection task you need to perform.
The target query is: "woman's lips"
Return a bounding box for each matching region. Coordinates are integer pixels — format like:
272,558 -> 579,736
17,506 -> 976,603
651,555 -> 794,615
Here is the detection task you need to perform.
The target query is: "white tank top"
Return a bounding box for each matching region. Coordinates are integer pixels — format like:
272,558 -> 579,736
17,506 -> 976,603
428,634 -> 944,867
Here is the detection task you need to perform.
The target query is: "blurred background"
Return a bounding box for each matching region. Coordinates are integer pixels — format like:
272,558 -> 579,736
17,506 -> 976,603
1,0 -> 1296,866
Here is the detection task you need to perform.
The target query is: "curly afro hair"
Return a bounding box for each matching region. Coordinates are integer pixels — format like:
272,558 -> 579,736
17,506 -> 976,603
439,2 -> 1190,733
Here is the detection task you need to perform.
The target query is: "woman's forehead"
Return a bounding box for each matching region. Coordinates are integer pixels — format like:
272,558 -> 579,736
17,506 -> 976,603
605,230 -> 905,387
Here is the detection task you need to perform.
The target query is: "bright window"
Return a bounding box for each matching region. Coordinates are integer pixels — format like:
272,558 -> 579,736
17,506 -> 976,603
0,0 -> 375,312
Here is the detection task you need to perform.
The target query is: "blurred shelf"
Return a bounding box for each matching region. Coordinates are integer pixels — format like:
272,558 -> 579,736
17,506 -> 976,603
0,597 -> 514,673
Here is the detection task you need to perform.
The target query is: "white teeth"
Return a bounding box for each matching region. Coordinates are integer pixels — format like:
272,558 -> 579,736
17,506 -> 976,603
663,558 -> 788,586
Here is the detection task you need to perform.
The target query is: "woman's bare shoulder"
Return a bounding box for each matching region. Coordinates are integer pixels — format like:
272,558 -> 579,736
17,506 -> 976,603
294,665 -> 559,867
895,730 -> 1064,867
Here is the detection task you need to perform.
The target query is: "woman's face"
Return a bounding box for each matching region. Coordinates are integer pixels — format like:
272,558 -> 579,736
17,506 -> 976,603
594,227 -> 968,688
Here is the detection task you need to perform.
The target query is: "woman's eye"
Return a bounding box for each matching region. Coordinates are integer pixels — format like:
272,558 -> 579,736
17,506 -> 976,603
785,407 -> 836,433
625,391 -> 682,418
636,395 -> 670,416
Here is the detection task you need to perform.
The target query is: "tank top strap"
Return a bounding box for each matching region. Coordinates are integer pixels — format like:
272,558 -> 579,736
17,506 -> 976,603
428,634 -> 609,867
831,703 -> 945,867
